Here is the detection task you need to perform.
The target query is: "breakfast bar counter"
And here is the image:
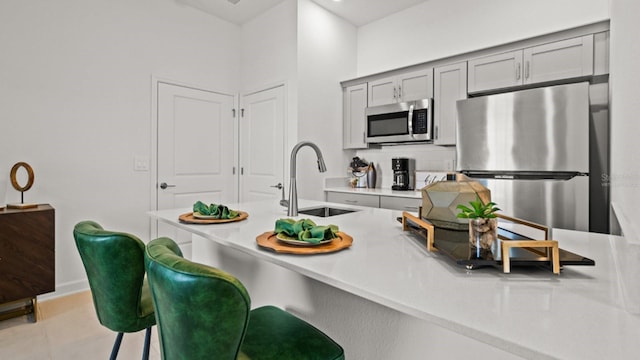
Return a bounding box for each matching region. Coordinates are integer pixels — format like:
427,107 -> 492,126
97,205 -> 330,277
149,199 -> 640,359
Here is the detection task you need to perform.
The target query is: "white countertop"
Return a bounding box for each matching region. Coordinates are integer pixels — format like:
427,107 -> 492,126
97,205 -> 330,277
149,199 -> 640,360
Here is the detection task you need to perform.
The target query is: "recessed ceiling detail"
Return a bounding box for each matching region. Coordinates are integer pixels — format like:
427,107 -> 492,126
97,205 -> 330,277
310,0 -> 428,26
178,0 -> 428,26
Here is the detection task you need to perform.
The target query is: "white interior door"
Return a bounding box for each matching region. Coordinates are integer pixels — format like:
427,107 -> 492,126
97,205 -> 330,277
240,86 -> 285,202
156,82 -> 237,254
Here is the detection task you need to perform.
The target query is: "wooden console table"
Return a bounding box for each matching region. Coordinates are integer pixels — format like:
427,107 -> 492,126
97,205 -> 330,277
0,204 -> 55,322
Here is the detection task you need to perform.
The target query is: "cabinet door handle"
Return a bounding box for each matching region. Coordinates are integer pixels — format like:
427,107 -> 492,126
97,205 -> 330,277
525,61 -> 530,79
398,85 -> 402,100
434,125 -> 439,140
344,199 -> 358,204
407,104 -> 414,137
516,63 -> 521,80
393,87 -> 397,99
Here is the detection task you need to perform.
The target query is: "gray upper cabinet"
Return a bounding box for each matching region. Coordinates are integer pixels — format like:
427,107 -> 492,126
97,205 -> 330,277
523,35 -> 594,84
468,50 -> 522,93
468,35 -> 594,94
368,68 -> 433,106
343,83 -> 368,149
433,62 -> 467,146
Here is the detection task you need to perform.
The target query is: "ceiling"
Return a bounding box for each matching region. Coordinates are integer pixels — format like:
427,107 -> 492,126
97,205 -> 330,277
176,0 -> 429,27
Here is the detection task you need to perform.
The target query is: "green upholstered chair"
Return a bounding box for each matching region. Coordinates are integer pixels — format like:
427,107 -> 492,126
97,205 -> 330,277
144,237 -> 345,360
73,221 -> 155,360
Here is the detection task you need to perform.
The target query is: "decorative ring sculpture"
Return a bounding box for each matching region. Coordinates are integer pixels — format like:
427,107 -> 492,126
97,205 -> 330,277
10,162 -> 35,192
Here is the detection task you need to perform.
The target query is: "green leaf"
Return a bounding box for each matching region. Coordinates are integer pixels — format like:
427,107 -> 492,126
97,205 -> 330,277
456,195 -> 500,219
274,218 -> 338,242
193,201 -> 239,219
193,201 -> 210,215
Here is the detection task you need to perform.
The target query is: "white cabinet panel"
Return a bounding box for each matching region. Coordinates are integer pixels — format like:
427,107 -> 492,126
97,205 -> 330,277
468,35 -> 594,94
399,69 -> 434,102
434,62 -> 467,145
367,77 -> 397,107
368,68 -> 433,106
524,35 -> 594,84
468,51 -> 522,93
343,83 -> 368,149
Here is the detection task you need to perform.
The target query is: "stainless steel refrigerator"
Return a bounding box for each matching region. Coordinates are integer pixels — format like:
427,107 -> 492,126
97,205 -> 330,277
456,82 -> 608,232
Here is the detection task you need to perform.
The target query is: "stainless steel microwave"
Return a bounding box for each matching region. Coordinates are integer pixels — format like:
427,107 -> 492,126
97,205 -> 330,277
365,99 -> 432,144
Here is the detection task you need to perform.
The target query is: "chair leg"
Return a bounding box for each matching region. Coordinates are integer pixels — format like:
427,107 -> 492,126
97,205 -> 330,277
110,332 -> 124,360
142,327 -> 152,360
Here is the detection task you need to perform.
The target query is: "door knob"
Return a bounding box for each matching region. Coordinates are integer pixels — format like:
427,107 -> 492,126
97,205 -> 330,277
159,182 -> 176,189
271,183 -> 287,207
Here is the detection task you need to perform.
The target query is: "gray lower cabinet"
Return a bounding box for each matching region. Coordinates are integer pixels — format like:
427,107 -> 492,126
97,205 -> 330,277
326,191 -> 422,212
326,192 -> 379,208
379,196 -> 422,212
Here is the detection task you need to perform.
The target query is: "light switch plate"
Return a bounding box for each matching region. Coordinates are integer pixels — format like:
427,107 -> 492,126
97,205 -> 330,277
134,155 -> 149,171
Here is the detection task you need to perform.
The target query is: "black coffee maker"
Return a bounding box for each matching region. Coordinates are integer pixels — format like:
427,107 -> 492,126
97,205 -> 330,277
392,158 -> 411,190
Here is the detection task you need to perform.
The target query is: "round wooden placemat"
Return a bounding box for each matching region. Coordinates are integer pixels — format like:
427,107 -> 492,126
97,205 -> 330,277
178,211 -> 248,224
255,231 -> 353,254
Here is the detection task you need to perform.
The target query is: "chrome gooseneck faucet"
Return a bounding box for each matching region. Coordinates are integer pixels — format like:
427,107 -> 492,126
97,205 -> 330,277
287,141 -> 327,216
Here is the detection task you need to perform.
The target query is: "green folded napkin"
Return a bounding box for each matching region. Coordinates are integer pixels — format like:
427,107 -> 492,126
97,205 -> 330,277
274,218 -> 339,244
193,201 -> 239,219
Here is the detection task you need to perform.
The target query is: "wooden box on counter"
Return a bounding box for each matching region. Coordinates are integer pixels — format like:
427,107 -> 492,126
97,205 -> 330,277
0,204 -> 55,321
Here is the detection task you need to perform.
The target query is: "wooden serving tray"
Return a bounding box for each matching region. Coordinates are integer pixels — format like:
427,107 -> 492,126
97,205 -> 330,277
178,211 -> 248,224
256,231 -> 353,254
400,211 -> 594,274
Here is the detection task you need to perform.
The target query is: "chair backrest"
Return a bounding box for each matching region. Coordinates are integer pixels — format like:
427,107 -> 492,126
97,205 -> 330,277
145,237 -> 252,360
73,220 -> 154,332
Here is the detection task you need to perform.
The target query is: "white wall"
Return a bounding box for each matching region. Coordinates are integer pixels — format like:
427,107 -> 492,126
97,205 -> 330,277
609,0 -> 640,241
357,0 -> 609,76
0,0 -> 241,295
296,0 -> 358,200
240,0 -> 298,191
356,145 -> 456,189
240,0 -> 297,95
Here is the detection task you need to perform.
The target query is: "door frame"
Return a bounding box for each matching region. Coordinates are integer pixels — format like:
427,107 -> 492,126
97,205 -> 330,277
239,82 -> 291,201
150,76 -> 239,238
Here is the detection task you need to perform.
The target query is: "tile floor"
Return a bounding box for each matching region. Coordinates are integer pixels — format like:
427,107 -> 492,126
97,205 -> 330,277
0,291 -> 161,360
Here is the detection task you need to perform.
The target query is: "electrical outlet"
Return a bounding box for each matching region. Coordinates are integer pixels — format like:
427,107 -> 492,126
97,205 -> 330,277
134,156 -> 149,171
444,159 -> 454,171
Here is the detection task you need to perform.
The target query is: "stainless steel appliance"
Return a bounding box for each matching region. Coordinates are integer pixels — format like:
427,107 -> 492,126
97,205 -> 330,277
392,158 -> 413,190
365,99 -> 432,144
456,82 -> 608,232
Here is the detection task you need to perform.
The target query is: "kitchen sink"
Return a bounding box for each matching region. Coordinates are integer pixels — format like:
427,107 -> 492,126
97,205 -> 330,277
298,206 -> 358,217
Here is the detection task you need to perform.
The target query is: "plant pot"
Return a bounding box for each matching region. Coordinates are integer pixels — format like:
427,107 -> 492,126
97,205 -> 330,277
468,218 -> 500,260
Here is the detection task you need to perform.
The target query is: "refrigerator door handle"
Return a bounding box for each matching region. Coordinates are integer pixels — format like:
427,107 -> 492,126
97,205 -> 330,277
462,171 -> 586,181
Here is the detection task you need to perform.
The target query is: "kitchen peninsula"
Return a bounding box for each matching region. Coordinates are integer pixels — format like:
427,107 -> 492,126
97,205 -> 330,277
150,199 -> 640,359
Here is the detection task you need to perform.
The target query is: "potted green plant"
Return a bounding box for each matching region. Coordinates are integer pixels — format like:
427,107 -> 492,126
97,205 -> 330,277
457,196 -> 501,260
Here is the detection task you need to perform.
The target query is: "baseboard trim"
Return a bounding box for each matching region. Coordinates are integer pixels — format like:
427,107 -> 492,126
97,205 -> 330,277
38,279 -> 90,301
